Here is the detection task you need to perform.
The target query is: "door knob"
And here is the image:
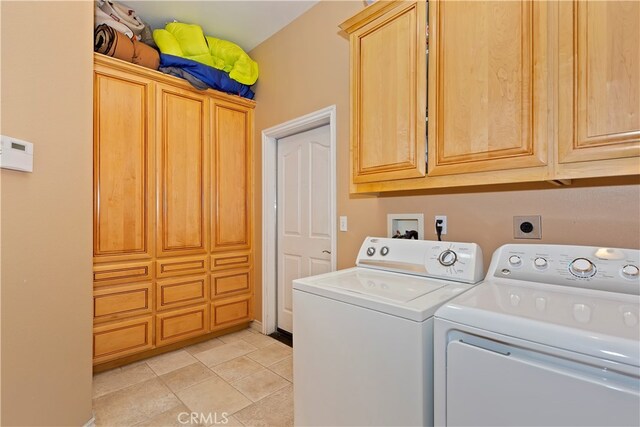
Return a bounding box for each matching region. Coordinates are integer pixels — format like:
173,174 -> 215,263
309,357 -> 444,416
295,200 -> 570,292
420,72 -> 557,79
322,250 -> 331,254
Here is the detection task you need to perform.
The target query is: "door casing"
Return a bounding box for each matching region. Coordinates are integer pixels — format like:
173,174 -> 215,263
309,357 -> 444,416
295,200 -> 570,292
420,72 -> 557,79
261,105 -> 337,335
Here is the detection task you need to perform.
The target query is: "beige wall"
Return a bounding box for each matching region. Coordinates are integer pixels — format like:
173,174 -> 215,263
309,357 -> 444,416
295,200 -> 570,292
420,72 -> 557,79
249,0 -> 640,321
0,1 -> 94,425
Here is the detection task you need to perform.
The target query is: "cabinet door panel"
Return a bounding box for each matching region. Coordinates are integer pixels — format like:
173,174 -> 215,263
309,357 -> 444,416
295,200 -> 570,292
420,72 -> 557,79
156,275 -> 208,311
211,269 -> 251,298
94,282 -> 152,322
156,255 -> 208,279
429,0 -> 547,175
94,70 -> 152,262
351,1 -> 427,183
93,261 -> 153,287
211,252 -> 251,272
558,1 -> 640,163
93,316 -> 153,363
157,85 -> 208,256
211,295 -> 252,330
211,101 -> 252,252
156,304 -> 209,346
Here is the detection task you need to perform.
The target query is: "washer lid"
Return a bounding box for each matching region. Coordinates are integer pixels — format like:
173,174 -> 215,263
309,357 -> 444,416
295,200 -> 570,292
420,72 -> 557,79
293,267 -> 473,322
436,280 -> 640,367
313,268 -> 444,302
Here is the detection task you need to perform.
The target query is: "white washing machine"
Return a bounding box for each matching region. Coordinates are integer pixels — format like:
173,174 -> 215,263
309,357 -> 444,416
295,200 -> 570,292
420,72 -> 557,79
293,236 -> 484,426
434,244 -> 640,426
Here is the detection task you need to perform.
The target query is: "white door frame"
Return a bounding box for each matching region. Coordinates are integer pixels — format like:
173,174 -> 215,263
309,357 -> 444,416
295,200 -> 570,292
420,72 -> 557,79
261,105 -> 337,335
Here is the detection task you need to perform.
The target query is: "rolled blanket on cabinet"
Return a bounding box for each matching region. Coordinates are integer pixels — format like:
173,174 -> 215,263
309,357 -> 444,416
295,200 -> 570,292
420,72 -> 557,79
94,24 -> 134,63
95,24 -> 159,70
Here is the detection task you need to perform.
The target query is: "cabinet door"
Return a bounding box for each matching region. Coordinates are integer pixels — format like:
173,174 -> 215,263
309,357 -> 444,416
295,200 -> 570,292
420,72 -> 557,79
210,100 -> 252,253
94,68 -> 153,262
558,1 -> 640,164
156,84 -> 209,257
428,0 -> 548,176
349,0 -> 427,184
211,294 -> 252,330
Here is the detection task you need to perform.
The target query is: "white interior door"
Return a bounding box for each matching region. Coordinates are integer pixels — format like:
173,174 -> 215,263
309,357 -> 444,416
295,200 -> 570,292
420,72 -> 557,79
277,125 -> 332,333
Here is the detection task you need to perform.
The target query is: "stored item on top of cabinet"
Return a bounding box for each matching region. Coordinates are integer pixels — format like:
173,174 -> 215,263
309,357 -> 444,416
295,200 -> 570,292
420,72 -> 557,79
153,22 -> 259,86
95,5 -> 133,38
94,24 -> 159,70
97,0 -> 145,37
159,54 -> 255,100
158,66 -> 209,91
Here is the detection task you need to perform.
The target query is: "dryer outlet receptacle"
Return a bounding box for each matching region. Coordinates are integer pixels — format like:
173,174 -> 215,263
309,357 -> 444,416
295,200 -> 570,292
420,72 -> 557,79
514,215 -> 542,239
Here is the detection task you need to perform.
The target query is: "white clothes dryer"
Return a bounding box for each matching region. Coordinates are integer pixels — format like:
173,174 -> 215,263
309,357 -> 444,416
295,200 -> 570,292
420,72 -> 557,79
434,244 -> 640,426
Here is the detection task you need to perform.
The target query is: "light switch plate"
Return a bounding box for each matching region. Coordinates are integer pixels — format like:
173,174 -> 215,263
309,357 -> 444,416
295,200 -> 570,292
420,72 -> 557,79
339,216 -> 348,232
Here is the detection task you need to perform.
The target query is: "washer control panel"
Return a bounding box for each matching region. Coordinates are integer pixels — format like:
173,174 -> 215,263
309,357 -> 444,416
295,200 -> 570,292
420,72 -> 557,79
356,237 -> 484,284
491,244 -> 640,295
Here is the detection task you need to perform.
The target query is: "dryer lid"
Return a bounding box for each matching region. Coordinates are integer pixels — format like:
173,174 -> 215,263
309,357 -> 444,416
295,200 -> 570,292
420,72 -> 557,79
436,280 -> 640,367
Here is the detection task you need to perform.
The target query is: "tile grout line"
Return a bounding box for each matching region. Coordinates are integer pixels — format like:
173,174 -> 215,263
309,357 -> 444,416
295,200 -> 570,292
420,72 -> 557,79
93,330 -> 290,426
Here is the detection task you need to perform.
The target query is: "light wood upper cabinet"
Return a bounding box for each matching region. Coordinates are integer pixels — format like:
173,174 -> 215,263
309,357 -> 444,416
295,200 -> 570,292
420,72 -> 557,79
428,0 -> 548,176
558,0 -> 640,166
341,0 -> 427,184
93,67 -> 153,262
344,0 -> 639,193
210,100 -> 253,252
156,84 -> 209,257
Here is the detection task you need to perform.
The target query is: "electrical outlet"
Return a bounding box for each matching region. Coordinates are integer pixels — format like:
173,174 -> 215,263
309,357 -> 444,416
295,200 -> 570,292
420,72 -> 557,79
514,215 -> 542,239
435,215 -> 447,235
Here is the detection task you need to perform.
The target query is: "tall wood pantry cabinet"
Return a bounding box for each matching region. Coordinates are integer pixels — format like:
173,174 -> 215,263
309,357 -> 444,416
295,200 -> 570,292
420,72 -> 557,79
341,0 -> 639,193
92,53 -> 254,367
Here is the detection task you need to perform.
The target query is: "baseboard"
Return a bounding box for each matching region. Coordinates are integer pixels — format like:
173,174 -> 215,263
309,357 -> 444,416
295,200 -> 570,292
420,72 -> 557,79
251,320 -> 263,334
83,413 -> 96,427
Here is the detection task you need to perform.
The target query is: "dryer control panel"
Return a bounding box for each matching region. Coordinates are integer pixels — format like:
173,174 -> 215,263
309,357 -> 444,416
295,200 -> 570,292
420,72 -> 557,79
356,236 -> 484,284
489,244 -> 640,295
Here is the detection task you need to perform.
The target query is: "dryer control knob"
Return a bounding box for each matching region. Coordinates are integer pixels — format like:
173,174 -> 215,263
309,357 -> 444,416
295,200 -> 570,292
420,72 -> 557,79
366,247 -> 376,257
569,258 -> 596,278
573,303 -> 591,323
508,255 -> 522,267
380,246 -> 389,256
438,250 -> 457,267
623,311 -> 638,327
621,264 -> 639,279
534,257 -> 548,269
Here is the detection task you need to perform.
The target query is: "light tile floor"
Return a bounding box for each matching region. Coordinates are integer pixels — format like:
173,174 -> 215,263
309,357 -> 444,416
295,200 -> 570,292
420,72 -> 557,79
93,328 -> 293,427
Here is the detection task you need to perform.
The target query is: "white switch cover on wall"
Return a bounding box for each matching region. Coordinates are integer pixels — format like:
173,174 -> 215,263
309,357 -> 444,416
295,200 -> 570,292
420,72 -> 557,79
339,216 -> 348,232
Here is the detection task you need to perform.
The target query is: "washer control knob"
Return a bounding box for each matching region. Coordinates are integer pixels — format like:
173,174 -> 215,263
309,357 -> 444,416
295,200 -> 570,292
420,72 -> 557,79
380,246 -> 389,256
508,255 -> 522,267
438,250 -> 457,267
621,264 -> 639,279
534,257 -> 548,269
366,247 -> 376,257
569,258 -> 596,278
